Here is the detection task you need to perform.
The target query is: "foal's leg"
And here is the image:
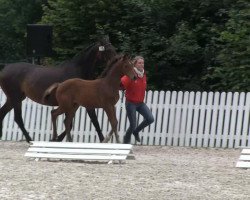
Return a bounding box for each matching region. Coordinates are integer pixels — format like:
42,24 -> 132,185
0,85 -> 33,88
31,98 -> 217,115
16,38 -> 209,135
64,106 -> 78,142
56,121 -> 72,142
51,107 -> 64,141
0,100 -> 13,139
58,109 -> 100,142
86,109 -> 104,142
63,114 -> 74,142
103,106 -> 120,143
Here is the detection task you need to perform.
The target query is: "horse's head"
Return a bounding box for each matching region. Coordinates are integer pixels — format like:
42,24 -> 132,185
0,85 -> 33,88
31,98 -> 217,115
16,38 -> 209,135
120,54 -> 137,81
95,36 -> 117,64
72,36 -> 117,79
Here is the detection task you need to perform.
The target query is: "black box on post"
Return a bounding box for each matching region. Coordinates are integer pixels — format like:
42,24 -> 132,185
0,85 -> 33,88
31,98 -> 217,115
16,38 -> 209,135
27,24 -> 53,57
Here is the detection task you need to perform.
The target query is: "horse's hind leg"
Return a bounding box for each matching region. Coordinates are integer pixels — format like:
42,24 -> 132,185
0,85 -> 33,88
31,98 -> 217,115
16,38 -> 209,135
0,89 -> 32,142
13,102 -> 32,142
86,108 -> 104,142
0,100 -> 13,139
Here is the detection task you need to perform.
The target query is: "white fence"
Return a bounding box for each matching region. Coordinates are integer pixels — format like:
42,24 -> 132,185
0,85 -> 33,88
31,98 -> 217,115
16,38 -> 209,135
1,90 -> 250,148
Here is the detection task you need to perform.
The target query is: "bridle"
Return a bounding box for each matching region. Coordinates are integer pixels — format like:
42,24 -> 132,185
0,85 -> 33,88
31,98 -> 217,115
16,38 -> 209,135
98,42 -> 112,52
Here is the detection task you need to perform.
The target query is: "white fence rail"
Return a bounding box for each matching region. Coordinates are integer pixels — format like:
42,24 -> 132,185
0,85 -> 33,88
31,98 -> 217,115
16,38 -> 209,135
1,90 -> 250,148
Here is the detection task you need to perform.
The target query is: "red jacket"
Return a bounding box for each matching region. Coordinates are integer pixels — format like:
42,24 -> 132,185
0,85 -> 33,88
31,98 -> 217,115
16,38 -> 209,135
121,74 -> 147,103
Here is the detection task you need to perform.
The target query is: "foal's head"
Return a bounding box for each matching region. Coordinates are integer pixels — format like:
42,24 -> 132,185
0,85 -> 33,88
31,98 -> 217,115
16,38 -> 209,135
119,54 -> 137,80
100,54 -> 137,80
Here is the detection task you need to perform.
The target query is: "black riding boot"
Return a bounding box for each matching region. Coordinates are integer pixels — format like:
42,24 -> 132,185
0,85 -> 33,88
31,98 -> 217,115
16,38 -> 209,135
133,132 -> 141,142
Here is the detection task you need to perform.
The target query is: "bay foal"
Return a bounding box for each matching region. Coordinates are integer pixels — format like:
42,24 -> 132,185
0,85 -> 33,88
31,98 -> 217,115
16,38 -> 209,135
43,54 -> 136,143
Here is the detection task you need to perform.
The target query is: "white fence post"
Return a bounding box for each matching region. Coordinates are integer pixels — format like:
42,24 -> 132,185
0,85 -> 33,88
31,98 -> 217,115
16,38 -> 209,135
161,91 -> 171,146
242,93 -> 250,147
179,91 -> 189,146
185,91 -> 195,147
196,92 -> 207,148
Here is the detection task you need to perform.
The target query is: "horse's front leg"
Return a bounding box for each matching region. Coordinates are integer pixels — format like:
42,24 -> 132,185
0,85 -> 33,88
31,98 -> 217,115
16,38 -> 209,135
86,108 -> 104,142
13,101 -> 33,143
102,106 -> 120,143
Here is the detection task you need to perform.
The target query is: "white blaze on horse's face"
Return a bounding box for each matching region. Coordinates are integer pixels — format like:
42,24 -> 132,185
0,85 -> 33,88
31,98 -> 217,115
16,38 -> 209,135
99,46 -> 105,51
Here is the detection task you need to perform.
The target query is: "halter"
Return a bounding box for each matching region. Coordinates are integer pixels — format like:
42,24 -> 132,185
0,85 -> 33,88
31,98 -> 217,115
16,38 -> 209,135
129,60 -> 134,66
98,43 -> 112,52
99,46 -> 105,51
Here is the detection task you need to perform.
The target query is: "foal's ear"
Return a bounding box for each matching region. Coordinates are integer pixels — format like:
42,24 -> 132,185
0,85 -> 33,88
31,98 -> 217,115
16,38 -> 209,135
123,53 -> 130,60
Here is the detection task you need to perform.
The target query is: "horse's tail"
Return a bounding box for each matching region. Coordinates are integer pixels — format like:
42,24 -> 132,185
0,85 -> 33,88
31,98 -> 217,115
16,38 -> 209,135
43,83 -> 60,104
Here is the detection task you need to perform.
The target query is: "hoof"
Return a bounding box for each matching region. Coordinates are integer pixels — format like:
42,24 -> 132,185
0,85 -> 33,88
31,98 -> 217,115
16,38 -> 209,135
115,138 -> 121,143
66,136 -> 73,142
57,134 -> 65,142
26,137 -> 33,143
102,137 -> 110,143
99,137 -> 105,143
56,137 -> 64,142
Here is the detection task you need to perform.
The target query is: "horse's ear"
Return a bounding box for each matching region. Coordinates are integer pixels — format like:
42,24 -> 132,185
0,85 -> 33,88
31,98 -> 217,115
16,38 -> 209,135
97,34 -> 110,44
103,35 -> 110,42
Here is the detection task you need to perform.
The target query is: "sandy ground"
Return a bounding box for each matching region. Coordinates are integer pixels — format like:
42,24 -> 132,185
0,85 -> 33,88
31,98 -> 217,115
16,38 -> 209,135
0,141 -> 249,200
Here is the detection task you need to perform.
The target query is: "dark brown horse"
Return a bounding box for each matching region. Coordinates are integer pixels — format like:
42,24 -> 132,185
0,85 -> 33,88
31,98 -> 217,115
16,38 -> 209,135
0,38 -> 116,142
43,54 -> 136,143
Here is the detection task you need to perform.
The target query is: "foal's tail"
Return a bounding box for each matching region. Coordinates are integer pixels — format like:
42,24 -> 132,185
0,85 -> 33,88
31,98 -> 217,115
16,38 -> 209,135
43,83 -> 59,104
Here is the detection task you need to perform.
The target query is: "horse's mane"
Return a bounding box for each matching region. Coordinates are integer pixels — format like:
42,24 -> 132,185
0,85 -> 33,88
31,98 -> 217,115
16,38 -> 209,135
99,54 -> 123,78
57,43 -> 96,67
71,42 -> 96,63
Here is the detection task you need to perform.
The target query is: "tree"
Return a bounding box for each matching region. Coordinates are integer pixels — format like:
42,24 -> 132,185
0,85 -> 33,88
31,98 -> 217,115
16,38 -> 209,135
203,0 -> 250,91
0,0 -> 45,63
41,0 -> 245,91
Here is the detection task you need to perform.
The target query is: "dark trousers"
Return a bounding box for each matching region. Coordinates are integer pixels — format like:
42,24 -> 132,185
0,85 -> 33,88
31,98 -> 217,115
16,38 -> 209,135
124,101 -> 154,142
